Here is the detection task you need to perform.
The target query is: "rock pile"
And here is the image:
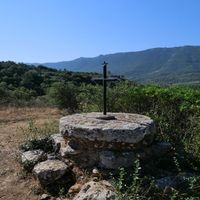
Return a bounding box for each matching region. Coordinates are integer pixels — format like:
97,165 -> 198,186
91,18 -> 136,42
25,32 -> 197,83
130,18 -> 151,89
19,112 -> 172,199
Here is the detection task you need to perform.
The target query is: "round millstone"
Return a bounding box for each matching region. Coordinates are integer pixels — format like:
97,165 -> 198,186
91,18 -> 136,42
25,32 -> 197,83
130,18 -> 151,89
60,112 -> 155,150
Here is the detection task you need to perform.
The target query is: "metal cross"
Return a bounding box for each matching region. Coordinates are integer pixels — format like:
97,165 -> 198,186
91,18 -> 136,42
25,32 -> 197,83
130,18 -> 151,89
92,61 -> 119,118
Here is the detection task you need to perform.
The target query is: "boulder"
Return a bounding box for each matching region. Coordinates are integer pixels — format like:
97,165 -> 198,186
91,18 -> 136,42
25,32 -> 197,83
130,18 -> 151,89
99,150 -> 136,169
60,144 -> 99,168
136,142 -> 172,161
51,134 -> 66,153
21,149 -> 46,171
155,172 -> 196,190
73,180 -> 116,200
60,142 -> 80,157
98,142 -> 172,169
33,160 -> 69,185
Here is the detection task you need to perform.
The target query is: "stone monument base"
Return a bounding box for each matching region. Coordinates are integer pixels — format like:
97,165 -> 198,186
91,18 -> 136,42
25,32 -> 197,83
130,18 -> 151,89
58,112 -> 171,169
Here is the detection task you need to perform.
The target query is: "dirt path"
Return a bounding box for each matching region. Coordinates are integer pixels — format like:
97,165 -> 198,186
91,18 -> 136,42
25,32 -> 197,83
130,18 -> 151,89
0,107 -> 61,200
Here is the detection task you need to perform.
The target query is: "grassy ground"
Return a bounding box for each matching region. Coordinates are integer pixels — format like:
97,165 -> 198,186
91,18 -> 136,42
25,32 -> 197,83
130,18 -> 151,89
0,107 -> 62,200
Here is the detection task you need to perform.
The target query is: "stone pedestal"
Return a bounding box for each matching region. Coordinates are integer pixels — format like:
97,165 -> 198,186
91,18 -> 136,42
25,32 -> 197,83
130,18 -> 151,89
60,112 -> 165,169
59,112 -> 170,169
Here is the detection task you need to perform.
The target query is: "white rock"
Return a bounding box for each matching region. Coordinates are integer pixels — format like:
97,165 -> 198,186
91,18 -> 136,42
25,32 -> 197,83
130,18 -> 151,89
51,134 -> 66,153
33,160 -> 68,185
155,172 -> 196,190
73,180 -> 116,200
60,142 -> 81,157
92,168 -> 99,175
21,149 -> 46,170
39,193 -> 51,200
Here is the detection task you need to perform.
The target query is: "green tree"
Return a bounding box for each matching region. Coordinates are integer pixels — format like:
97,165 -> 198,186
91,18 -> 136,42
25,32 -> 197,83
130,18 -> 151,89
0,82 -> 10,104
20,70 -> 43,94
47,81 -> 79,112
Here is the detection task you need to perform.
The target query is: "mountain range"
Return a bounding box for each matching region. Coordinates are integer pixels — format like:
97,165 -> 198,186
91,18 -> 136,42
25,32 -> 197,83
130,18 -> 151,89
33,46 -> 200,84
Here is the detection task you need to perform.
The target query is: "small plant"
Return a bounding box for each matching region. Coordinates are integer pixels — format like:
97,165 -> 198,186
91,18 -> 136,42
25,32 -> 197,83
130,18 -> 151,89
169,191 -> 179,200
19,120 -> 58,152
17,169 -> 30,180
22,159 -> 39,172
173,155 -> 182,173
21,120 -> 58,140
114,159 -> 152,200
114,167 -> 126,200
185,175 -> 200,196
125,159 -> 142,200
58,186 -> 65,196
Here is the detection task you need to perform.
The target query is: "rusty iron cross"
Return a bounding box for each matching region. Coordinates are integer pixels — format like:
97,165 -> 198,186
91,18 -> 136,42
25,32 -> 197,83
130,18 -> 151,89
92,62 -> 119,118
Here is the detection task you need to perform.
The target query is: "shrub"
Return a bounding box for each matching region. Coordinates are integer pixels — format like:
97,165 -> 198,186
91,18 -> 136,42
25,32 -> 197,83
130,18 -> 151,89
78,83 -> 102,112
113,159 -> 154,200
47,81 -> 79,112
19,120 -> 58,152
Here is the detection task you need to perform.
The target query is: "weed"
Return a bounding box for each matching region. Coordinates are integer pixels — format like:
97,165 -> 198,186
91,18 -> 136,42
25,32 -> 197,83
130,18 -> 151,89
173,155 -> 182,173
20,119 -> 58,141
114,159 -> 152,200
169,190 -> 179,200
19,120 -> 58,152
17,169 -> 31,180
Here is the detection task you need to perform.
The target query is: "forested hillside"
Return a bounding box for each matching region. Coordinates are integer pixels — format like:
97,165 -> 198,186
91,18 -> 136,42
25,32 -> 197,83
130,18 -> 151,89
0,61 -> 97,107
36,46 -> 200,85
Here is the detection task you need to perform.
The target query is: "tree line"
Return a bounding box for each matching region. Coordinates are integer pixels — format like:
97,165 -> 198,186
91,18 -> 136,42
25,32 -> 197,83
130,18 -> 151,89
0,61 -> 98,106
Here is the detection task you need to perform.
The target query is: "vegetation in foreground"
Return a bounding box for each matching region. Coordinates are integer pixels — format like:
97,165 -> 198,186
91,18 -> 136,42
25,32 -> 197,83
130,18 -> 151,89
2,61 -> 200,199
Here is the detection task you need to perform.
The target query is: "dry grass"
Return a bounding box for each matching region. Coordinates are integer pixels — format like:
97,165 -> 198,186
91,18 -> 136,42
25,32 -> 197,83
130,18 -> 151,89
0,106 -> 62,200
0,106 -> 60,124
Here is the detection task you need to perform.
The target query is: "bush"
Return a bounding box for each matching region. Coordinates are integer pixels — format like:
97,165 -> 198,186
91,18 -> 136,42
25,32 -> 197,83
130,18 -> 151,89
19,120 -> 58,152
113,159 -> 154,200
78,83 -> 102,112
47,81 -> 80,112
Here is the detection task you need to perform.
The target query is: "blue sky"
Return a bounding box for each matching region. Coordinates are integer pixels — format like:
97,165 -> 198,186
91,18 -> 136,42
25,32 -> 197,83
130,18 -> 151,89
0,0 -> 200,62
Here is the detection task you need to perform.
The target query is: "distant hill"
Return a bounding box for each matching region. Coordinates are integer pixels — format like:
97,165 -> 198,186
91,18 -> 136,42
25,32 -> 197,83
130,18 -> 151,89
33,46 -> 200,84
